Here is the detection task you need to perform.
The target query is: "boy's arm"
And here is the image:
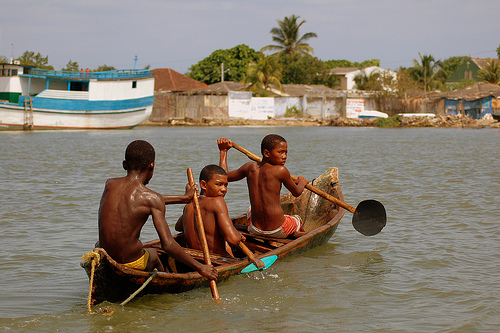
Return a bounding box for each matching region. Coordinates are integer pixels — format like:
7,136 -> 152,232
217,138 -> 232,172
150,195 -> 217,280
218,138 -> 251,182
212,197 -> 242,246
280,167 -> 308,197
162,182 -> 197,205
174,206 -> 186,232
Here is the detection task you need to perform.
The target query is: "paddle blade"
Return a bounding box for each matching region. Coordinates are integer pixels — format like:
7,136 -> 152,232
241,255 -> 278,274
352,200 -> 386,236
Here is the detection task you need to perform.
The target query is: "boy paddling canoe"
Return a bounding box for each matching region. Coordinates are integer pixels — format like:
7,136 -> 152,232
97,140 -> 217,280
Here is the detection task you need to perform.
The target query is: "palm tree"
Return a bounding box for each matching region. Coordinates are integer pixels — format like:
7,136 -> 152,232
410,53 -> 442,92
353,71 -> 382,91
477,59 -> 500,84
261,15 -> 318,56
243,56 -> 283,93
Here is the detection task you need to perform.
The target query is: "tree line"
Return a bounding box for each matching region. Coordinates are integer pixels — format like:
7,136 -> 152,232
187,15 -> 500,98
3,14 -> 499,98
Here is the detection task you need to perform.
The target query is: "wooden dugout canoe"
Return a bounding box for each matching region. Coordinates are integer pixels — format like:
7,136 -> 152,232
81,167 -> 345,305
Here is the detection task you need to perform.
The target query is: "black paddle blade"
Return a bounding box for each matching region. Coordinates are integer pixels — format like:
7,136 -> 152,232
352,200 -> 386,236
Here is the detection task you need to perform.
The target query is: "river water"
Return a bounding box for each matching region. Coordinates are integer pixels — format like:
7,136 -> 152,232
0,126 -> 499,332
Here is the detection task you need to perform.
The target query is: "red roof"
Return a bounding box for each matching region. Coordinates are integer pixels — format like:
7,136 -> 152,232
152,68 -> 207,92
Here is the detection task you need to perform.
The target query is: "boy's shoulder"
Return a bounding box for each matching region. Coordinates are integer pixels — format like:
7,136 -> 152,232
200,195 -> 227,210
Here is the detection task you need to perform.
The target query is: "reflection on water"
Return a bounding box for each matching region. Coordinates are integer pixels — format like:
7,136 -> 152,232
0,126 -> 499,332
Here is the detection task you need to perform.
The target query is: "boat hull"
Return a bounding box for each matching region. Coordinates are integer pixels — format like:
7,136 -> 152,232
82,167 -> 345,305
0,103 -> 152,130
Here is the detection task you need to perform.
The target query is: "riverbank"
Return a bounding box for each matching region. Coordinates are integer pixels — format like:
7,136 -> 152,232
140,114 -> 500,128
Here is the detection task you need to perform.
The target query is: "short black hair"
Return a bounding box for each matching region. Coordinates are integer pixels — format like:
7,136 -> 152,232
200,164 -> 227,183
123,140 -> 155,171
261,134 -> 286,154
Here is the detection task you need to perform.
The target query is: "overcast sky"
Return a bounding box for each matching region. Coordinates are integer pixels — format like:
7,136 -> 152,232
1,0 -> 498,74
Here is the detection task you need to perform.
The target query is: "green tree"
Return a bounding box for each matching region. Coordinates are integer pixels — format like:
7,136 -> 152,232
188,44 -> 262,84
0,55 -> 8,63
477,59 -> 500,84
16,50 -> 54,69
353,71 -> 382,91
497,44 -> 500,58
261,15 -> 317,57
243,56 -> 283,94
62,60 -> 79,72
93,65 -> 116,72
394,67 -> 422,99
410,53 -> 442,92
324,58 -> 380,69
279,53 -> 337,87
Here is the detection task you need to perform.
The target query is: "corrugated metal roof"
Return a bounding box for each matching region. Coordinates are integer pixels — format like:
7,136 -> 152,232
432,82 -> 500,101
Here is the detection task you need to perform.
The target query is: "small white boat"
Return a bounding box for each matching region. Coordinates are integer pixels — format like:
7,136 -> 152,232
398,113 -> 435,117
0,63 -> 154,130
358,110 -> 388,119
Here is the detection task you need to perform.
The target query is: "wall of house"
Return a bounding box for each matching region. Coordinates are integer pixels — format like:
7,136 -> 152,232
150,91 -> 405,122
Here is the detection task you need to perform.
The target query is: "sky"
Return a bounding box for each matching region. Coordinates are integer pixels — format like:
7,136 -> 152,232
1,0 -> 499,74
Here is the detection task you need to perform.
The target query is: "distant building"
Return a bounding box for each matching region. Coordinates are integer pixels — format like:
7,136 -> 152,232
447,58 -> 500,83
432,82 -> 500,119
328,66 -> 396,91
150,68 -> 207,121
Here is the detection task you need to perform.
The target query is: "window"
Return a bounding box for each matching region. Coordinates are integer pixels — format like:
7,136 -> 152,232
132,81 -> 137,88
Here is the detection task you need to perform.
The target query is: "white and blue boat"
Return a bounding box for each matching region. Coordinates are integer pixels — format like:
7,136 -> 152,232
0,63 -> 154,130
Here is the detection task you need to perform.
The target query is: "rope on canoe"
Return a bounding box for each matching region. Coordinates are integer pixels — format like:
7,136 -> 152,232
120,268 -> 158,306
81,251 -> 101,314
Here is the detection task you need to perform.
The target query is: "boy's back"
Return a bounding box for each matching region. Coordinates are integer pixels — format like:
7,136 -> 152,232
99,175 -> 159,264
237,161 -> 292,231
218,135 -> 308,236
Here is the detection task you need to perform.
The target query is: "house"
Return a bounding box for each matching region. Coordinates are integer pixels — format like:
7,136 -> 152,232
150,68 -> 206,121
431,82 -> 500,119
447,58 -> 500,83
328,66 -> 396,91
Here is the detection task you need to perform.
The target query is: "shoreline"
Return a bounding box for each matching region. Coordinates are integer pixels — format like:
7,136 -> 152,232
140,115 -> 500,129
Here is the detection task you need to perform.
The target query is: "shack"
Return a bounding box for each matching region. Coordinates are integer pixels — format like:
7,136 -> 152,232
431,82 -> 500,119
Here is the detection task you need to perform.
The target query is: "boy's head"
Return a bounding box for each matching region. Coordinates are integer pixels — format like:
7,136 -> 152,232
261,134 -> 286,155
123,140 -> 155,172
199,164 -> 228,197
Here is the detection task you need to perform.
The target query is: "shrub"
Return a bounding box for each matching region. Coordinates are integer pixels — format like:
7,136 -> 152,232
285,105 -> 302,117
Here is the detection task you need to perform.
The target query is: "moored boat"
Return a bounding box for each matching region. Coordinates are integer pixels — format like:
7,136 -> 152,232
81,167 -> 346,306
0,63 -> 154,130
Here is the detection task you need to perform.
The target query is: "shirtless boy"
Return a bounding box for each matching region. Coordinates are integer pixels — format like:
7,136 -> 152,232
217,134 -> 308,238
175,165 -> 243,256
98,140 -> 217,280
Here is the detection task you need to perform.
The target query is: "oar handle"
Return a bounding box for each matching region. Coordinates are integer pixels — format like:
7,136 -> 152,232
187,168 -> 220,301
238,241 -> 265,269
231,143 -> 356,214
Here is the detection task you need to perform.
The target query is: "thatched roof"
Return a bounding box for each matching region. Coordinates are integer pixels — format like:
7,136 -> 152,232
471,58 -> 500,70
183,81 -> 247,95
282,84 -> 337,97
431,82 -> 500,101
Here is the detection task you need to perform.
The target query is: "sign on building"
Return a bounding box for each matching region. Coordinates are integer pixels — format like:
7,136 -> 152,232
228,92 -> 275,119
228,91 -> 252,118
346,98 -> 365,118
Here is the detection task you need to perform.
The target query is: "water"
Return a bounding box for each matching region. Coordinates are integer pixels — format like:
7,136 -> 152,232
0,126 -> 499,332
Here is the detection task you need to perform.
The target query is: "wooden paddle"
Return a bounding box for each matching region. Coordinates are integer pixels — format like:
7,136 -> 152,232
239,241 -> 266,270
187,168 -> 220,302
230,142 -> 386,236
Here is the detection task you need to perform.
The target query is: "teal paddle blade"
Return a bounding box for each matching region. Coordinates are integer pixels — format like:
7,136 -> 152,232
241,255 -> 278,274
